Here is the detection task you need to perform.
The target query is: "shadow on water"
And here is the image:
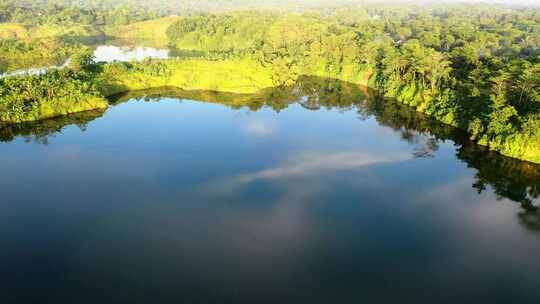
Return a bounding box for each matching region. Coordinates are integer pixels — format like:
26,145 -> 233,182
0,109 -> 105,145
2,76 -> 539,230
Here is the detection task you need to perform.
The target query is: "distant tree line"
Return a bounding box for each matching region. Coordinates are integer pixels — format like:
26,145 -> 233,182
0,0 -> 160,27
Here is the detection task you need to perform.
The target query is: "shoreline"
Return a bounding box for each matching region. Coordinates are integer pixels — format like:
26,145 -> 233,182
1,61 -> 538,165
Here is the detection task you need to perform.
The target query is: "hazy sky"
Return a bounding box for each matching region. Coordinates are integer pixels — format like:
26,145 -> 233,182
282,0 -> 540,8
347,0 -> 540,6
367,0 -> 539,4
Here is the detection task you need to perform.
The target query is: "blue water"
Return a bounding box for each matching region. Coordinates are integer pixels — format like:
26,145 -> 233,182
1,81 -> 539,303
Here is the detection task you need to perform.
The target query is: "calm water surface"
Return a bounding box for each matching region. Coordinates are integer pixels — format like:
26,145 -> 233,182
1,40 -> 209,77
93,45 -> 170,63
0,42 -> 171,77
1,79 -> 539,303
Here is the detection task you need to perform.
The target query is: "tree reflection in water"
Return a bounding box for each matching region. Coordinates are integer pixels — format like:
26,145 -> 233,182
0,109 -> 105,145
2,76 -> 539,230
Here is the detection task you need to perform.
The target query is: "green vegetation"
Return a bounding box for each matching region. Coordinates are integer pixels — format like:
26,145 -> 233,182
0,38 -> 73,72
0,23 -> 28,39
166,13 -> 275,52
0,1 -> 161,28
0,73 -> 106,123
0,1 -> 539,163
108,16 -> 179,41
0,51 -> 107,123
0,0 -> 165,72
97,58 -> 274,95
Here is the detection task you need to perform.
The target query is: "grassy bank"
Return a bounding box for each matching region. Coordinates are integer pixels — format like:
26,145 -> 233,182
97,57 -> 275,96
0,52 -> 370,122
0,57 -> 276,124
106,16 -> 179,41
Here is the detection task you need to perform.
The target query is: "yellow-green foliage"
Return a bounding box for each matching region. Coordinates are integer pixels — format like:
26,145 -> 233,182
0,95 -> 107,124
301,63 -> 372,86
98,58 -> 274,96
0,22 -> 101,72
18,96 -> 107,123
0,38 -> 71,72
107,16 -> 179,41
0,23 -> 29,39
482,117 -> 540,164
112,86 -> 271,109
111,76 -> 371,112
29,24 -> 102,39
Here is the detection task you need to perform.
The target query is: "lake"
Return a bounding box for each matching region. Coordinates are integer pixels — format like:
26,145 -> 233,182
0,43 -> 172,78
0,43 -> 210,78
93,44 -> 170,63
1,78 -> 539,303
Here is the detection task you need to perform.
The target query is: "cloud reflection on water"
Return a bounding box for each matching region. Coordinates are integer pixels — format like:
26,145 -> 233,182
235,152 -> 410,184
93,45 -> 170,63
243,119 -> 276,137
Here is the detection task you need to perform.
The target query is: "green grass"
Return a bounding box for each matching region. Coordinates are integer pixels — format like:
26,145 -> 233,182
107,16 -> 179,41
0,95 -> 108,124
29,24 -> 102,39
98,57 -> 275,96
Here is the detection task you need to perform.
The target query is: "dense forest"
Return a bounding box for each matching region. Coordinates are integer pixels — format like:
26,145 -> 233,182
0,0 -> 539,163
